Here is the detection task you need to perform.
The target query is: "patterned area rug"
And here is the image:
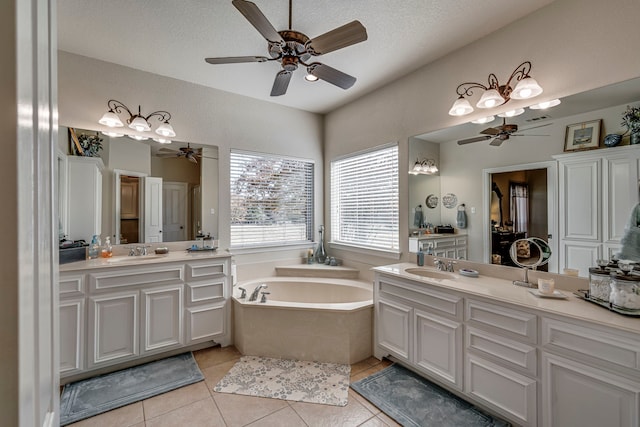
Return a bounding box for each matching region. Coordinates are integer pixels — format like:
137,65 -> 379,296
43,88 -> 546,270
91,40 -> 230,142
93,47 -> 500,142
214,356 -> 350,406
351,364 -> 510,427
60,352 -> 204,426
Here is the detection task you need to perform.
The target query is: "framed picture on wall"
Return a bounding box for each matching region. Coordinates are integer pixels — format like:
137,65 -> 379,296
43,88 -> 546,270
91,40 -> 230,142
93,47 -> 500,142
564,119 -> 601,152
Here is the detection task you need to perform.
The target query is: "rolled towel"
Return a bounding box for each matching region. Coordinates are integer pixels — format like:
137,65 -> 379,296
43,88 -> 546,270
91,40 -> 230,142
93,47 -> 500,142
617,203 -> 640,261
456,204 -> 467,229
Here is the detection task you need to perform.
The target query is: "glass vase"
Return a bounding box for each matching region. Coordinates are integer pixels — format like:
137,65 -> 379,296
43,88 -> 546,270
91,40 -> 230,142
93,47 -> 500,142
630,132 -> 640,145
314,225 -> 327,264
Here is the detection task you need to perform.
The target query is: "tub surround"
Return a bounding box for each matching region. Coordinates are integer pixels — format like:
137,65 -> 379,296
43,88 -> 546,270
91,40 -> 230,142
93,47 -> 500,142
275,264 -> 360,279
374,262 -> 640,426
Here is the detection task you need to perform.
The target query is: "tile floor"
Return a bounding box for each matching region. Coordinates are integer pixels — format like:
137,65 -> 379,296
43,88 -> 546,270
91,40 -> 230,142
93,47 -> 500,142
66,346 -> 401,427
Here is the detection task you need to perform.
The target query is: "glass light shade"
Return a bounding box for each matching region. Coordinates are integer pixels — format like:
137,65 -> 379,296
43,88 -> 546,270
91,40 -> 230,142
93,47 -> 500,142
497,108 -> 525,118
471,115 -> 495,124
304,73 -> 319,82
129,116 -> 151,132
448,97 -> 474,116
98,111 -> 124,127
476,89 -> 506,109
101,131 -> 124,137
155,122 -> 176,137
129,134 -> 148,141
529,98 -> 561,109
511,77 -> 543,100
153,137 -> 172,144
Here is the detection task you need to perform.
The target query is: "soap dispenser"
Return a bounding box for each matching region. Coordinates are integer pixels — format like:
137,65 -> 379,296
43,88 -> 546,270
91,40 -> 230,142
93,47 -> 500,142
101,236 -> 113,258
88,235 -> 101,259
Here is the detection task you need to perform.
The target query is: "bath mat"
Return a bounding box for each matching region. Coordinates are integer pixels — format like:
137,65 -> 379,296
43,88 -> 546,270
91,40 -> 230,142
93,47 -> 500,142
214,356 -> 350,406
59,352 -> 204,426
351,364 -> 510,427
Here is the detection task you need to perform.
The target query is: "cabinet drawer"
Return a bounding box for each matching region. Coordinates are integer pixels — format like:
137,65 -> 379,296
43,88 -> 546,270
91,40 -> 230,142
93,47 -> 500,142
90,265 -> 184,291
60,273 -> 85,297
455,236 -> 467,246
187,280 -> 225,304
466,354 -> 537,427
379,278 -> 462,319
466,327 -> 537,376
186,260 -> 226,280
433,238 -> 456,249
542,318 -> 640,371
466,299 -> 537,344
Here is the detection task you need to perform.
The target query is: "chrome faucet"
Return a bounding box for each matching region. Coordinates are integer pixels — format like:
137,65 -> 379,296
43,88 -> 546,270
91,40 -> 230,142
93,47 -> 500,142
249,284 -> 268,302
446,260 -> 457,272
433,258 -> 445,271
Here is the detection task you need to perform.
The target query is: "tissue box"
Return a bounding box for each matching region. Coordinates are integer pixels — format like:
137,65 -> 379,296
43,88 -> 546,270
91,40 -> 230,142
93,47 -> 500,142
59,246 -> 87,264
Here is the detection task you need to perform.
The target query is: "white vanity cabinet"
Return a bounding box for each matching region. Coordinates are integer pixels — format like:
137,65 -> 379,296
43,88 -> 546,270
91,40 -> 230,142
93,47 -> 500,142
555,146 -> 640,276
66,155 -> 104,243
409,234 -> 467,259
59,254 -> 232,380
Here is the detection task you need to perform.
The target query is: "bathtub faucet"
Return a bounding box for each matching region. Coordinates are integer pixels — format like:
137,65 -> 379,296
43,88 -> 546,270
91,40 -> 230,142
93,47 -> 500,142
249,284 -> 268,302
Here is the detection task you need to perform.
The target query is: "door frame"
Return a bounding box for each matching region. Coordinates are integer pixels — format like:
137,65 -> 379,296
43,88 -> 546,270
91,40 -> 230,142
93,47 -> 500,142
114,169 -> 147,244
163,181 -> 188,242
482,161 -> 558,272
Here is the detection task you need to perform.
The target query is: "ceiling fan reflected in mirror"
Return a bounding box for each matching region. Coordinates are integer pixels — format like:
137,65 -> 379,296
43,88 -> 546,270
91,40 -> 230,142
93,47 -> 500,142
156,144 -> 217,164
457,118 -> 552,147
204,0 -> 368,96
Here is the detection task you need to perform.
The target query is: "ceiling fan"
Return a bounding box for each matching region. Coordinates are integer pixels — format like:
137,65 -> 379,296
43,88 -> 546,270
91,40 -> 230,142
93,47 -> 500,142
457,119 -> 551,147
156,144 -> 216,164
204,0 -> 368,96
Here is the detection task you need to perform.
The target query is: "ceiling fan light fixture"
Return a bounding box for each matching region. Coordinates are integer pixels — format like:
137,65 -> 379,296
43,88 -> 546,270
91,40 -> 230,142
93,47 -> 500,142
511,76 -> 543,100
98,111 -> 124,128
471,115 -> 495,124
304,73 -> 319,82
448,96 -> 474,116
498,108 -> 525,118
529,98 -> 561,109
476,89 -> 506,109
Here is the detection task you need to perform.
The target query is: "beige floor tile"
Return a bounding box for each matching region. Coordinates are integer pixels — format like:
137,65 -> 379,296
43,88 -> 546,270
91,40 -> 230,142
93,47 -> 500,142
201,359 -> 238,390
66,402 -> 144,427
245,405 -> 307,427
357,415 -> 388,427
145,397 -> 225,427
213,392 -> 289,427
291,396 -> 374,427
194,345 -> 242,370
350,357 -> 380,376
375,412 -> 402,426
350,365 -> 385,383
348,389 -> 380,415
143,381 -> 211,420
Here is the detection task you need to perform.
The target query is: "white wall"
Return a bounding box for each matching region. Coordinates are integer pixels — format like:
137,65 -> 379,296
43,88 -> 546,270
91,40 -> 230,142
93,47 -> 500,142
58,52 -> 324,276
324,0 -> 640,275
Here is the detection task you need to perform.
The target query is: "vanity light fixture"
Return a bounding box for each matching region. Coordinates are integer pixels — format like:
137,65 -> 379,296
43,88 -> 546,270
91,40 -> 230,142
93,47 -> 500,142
471,115 -> 495,124
98,99 -> 176,138
153,137 -> 172,144
129,134 -> 148,141
101,131 -> 124,138
448,61 -> 543,116
497,108 -> 525,118
409,159 -> 438,175
529,98 -> 561,109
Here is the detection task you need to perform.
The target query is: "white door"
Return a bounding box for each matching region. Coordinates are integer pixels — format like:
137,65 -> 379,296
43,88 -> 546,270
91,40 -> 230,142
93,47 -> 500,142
163,182 -> 188,242
144,177 -> 163,242
142,285 -> 183,353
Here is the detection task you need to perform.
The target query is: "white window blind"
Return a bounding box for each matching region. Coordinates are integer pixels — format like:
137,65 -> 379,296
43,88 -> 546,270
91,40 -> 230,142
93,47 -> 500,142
230,150 -> 314,248
331,145 -> 399,252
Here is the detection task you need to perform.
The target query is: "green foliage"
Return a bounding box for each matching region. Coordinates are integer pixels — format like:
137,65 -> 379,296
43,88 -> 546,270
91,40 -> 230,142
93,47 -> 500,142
621,105 -> 640,134
76,133 -> 103,157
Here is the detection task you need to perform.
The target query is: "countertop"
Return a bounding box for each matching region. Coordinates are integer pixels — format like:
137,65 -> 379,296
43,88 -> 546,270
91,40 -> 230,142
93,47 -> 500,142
374,263 -> 640,335
60,249 -> 231,272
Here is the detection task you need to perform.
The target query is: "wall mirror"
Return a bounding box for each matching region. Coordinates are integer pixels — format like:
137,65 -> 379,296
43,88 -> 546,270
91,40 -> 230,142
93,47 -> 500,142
409,77 -> 640,268
58,126 -> 219,245
408,136 -> 441,233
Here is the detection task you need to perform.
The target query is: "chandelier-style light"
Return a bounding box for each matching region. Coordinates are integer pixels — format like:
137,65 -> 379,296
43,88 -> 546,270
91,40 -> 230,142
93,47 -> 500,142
449,61 -> 543,117
98,99 -> 176,141
409,159 -> 438,175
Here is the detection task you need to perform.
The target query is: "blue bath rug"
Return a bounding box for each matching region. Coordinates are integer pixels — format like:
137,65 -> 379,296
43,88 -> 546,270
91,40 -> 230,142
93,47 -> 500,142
351,364 -> 510,427
59,352 -> 204,426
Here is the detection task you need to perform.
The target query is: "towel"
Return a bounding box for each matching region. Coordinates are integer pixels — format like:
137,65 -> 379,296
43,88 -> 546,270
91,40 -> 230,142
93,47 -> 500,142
414,206 -> 424,227
617,203 -> 640,261
456,204 -> 467,229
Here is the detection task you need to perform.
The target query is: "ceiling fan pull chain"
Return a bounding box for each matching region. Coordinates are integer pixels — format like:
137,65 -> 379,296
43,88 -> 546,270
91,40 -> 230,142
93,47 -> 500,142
289,0 -> 292,30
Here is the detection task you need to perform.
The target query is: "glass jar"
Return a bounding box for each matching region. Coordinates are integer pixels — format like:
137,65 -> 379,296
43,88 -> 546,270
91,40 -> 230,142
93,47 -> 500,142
609,272 -> 640,314
588,267 -> 611,302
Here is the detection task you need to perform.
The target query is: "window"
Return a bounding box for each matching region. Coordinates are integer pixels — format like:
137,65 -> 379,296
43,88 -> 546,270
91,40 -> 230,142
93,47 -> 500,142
230,150 -> 314,248
331,144 -> 399,252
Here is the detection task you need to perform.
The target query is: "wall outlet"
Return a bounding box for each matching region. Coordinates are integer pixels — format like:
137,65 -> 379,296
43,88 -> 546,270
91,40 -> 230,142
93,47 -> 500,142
210,208 -> 215,215
471,207 -> 476,214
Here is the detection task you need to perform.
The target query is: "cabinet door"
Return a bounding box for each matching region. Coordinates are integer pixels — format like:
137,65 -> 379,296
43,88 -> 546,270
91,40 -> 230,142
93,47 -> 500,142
142,285 -> 183,353
603,155 -> 639,243
186,301 -> 225,343
376,298 -> 412,362
559,158 -> 600,241
88,291 -> 138,367
59,299 -> 84,376
542,352 -> 640,427
560,240 -> 601,277
414,309 -> 462,389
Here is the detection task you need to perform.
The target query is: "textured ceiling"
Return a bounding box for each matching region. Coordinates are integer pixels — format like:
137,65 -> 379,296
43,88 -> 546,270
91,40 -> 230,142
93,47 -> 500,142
57,0 -> 554,114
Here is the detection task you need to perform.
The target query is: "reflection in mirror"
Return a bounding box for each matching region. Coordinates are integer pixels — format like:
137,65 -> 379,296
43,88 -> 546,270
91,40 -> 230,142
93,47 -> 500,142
408,136 -> 440,234
490,182 -> 503,229
58,126 -> 218,245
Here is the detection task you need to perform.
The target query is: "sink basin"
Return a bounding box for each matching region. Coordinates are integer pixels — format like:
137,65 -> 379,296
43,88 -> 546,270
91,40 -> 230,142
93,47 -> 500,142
107,255 -> 165,263
404,268 -> 456,280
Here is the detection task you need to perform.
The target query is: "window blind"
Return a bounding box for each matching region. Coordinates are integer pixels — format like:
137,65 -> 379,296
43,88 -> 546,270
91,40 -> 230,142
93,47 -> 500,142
230,150 -> 314,248
331,145 -> 399,251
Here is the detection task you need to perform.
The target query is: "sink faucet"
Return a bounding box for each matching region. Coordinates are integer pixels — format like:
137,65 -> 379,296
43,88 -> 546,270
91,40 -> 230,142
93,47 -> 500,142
433,258 -> 445,271
136,245 -> 151,256
249,284 -> 268,302
446,260 -> 457,272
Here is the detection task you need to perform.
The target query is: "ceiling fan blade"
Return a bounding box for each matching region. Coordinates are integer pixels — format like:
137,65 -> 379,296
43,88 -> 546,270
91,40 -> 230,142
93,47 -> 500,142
308,63 -> 356,89
457,135 -> 491,145
205,56 -> 270,64
480,127 -> 500,136
511,134 -> 550,137
490,138 -> 505,146
270,70 -> 293,96
307,20 -> 368,55
232,0 -> 284,44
